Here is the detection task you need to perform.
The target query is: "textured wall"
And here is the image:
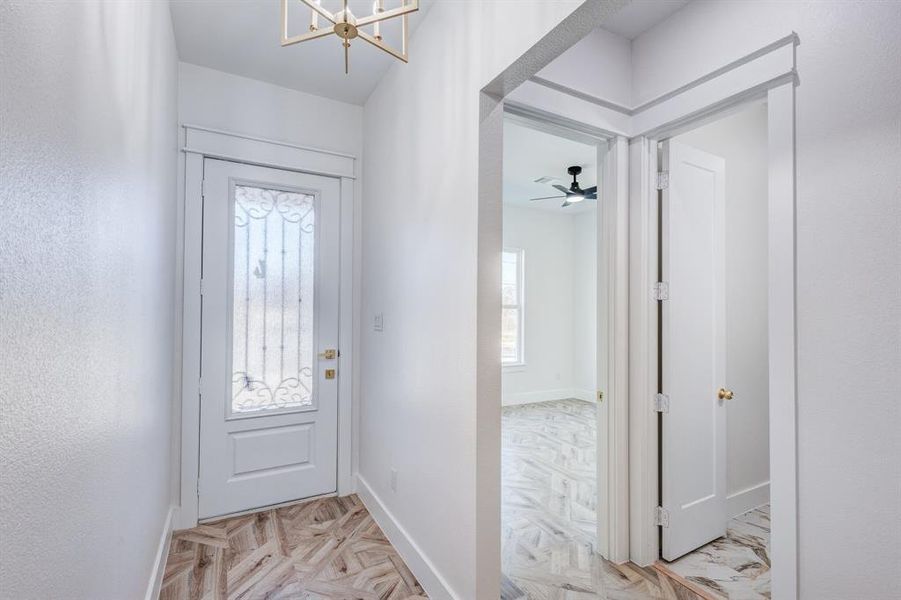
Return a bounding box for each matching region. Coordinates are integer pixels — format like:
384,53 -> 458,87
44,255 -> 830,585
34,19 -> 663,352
0,2 -> 178,598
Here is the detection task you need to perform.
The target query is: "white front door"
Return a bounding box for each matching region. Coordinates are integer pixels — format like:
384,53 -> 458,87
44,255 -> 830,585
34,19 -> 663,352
198,158 -> 340,520
660,140 -> 728,561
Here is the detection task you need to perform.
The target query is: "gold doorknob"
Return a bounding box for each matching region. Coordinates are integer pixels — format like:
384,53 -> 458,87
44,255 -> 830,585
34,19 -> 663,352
718,388 -> 734,401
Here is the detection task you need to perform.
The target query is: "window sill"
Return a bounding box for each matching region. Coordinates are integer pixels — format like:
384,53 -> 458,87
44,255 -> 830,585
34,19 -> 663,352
502,363 -> 526,373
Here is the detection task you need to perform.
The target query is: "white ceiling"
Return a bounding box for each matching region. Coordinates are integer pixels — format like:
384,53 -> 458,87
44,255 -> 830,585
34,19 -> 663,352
169,0 -> 433,106
599,0 -> 689,40
503,119 -> 597,214
169,1 -> 687,107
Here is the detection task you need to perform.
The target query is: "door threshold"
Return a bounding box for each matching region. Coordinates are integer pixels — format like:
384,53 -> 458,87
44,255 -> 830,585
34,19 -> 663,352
198,490 -> 339,524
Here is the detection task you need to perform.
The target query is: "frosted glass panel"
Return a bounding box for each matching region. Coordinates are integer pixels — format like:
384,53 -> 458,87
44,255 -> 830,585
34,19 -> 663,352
231,185 -> 316,414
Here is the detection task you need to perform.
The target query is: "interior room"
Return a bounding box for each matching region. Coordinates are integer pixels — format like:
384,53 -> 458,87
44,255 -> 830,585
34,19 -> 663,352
1,2 -> 899,600
500,117 -> 600,598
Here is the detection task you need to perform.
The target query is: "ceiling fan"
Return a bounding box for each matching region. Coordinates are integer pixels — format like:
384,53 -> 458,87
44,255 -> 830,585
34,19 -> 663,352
529,165 -> 597,207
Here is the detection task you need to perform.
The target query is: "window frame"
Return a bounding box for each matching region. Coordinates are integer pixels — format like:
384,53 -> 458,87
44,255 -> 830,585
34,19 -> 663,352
501,247 -> 525,368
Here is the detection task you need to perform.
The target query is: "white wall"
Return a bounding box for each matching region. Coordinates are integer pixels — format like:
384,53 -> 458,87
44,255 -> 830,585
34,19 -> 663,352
632,2 -> 901,597
178,62 -> 363,155
0,1 -> 178,598
571,205 -> 598,401
501,205 -> 597,406
360,2 -> 587,597
502,206 -> 575,405
535,27 -> 632,108
677,102 -> 770,516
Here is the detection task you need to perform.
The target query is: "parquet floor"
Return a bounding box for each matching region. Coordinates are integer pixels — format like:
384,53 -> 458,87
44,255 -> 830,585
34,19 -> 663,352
501,399 -> 704,600
160,494 -> 426,600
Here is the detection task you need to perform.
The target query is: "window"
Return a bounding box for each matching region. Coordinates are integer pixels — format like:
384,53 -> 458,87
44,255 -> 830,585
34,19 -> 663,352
502,249 -> 524,366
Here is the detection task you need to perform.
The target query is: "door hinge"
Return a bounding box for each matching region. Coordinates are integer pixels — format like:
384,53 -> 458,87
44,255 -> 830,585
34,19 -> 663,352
201,178 -> 208,199
655,506 -> 670,528
199,278 -> 205,296
656,171 -> 669,190
652,281 -> 669,301
653,393 -> 670,413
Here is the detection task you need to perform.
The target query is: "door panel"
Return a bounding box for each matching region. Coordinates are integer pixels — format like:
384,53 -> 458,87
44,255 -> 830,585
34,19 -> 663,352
661,140 -> 727,561
199,159 -> 340,519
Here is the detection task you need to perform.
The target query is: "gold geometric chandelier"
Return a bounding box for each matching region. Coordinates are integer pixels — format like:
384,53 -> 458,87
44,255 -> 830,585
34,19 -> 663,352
281,0 -> 420,74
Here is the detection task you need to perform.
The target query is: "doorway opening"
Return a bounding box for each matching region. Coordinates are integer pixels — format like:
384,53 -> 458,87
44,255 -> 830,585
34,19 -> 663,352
654,100 -> 773,598
499,115 -> 603,598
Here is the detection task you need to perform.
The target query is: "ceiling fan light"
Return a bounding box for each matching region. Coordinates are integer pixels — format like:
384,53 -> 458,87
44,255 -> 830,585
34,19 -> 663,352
568,194 -> 585,203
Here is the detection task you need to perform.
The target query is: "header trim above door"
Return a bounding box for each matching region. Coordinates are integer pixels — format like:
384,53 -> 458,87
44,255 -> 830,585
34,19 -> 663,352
182,125 -> 356,179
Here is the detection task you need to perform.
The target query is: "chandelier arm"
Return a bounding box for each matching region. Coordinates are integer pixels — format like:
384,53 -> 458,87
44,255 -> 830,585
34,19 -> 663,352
298,0 -> 337,24
356,30 -> 407,62
355,0 -> 419,27
282,27 -> 335,46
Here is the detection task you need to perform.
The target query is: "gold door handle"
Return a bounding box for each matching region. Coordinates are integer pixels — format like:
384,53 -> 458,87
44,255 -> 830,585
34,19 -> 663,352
318,349 -> 337,360
718,388 -> 734,401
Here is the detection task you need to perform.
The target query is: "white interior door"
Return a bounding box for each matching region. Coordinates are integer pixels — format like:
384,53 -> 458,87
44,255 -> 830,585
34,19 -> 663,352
199,158 -> 340,520
661,140 -> 728,561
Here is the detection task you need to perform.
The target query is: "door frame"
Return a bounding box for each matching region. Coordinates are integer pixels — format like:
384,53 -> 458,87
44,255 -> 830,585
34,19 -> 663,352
628,39 -> 800,599
502,104 -> 632,563
478,25 -> 800,598
174,125 -> 357,530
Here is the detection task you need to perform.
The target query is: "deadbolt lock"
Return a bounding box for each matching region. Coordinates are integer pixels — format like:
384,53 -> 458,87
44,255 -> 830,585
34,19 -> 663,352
718,387 -> 734,401
325,369 -> 337,380
319,349 -> 337,360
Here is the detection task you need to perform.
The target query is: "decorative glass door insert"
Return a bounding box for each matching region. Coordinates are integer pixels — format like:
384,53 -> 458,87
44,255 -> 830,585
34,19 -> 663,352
231,184 -> 317,415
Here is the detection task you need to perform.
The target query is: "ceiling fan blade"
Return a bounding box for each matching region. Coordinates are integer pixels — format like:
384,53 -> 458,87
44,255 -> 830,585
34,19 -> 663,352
529,195 -> 566,201
552,184 -> 570,194
584,193 -> 597,200
561,200 -> 571,208
582,186 -> 597,195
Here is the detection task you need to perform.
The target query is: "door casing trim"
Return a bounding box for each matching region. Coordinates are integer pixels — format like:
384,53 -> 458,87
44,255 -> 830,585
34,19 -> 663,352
477,21 -> 799,599
629,76 -> 799,600
174,126 -> 357,530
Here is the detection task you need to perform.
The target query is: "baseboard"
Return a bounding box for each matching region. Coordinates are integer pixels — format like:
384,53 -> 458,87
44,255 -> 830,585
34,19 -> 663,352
502,388 -> 589,406
727,481 -> 770,518
570,388 -> 597,403
356,475 -> 460,600
145,505 -> 176,600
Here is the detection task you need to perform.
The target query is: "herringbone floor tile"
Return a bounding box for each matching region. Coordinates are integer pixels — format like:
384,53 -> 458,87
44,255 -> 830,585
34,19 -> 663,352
160,495 -> 427,600
501,399 -> 704,600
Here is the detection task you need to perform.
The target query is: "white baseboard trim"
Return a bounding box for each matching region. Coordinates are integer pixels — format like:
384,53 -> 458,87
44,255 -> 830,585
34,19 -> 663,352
570,388 -> 597,403
356,475 -> 460,600
728,481 -> 770,518
502,388 -> 594,406
145,505 -> 176,600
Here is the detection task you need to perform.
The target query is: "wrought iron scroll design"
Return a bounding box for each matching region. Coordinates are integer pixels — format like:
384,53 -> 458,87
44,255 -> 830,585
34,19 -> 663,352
232,185 -> 316,414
